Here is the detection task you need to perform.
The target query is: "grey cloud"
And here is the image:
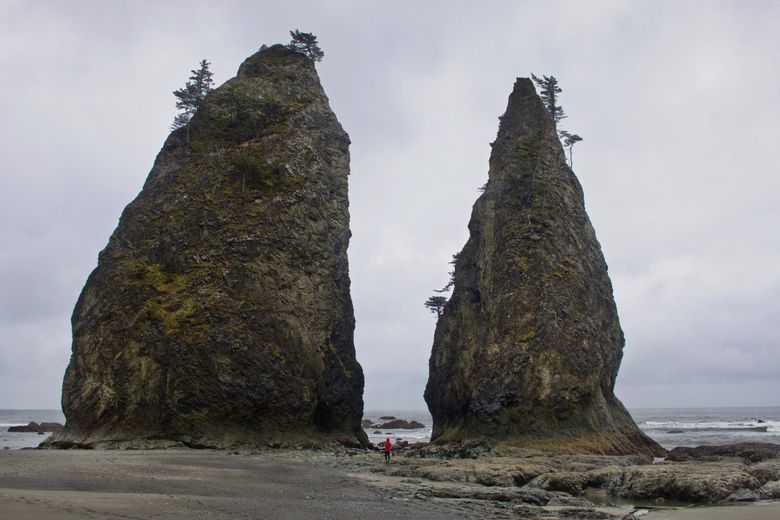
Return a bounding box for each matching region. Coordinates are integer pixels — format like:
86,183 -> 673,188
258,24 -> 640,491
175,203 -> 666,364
1,0 -> 778,410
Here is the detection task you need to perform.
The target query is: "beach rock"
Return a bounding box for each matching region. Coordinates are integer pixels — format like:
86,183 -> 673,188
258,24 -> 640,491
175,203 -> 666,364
406,439 -> 495,459
48,45 -> 365,449
8,422 -> 63,433
378,416 -> 396,421
606,461 -> 761,503
512,504 -> 546,518
376,419 -> 425,429
424,77 -> 662,457
546,495 -> 596,507
724,488 -> 762,502
525,457 -> 765,504
759,480 -> 780,499
748,460 -> 780,483
667,443 -> 780,463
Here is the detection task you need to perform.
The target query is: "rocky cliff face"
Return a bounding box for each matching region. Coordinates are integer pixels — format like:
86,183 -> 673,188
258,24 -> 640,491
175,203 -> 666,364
51,45 -> 365,448
424,78 -> 662,456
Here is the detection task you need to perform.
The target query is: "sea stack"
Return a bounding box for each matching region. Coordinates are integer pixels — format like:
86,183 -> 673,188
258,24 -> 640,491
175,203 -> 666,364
424,78 -> 662,456
51,45 -> 365,448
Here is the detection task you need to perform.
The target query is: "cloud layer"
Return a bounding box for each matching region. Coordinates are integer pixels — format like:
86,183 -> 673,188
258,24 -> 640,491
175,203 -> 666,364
1,1 -> 778,409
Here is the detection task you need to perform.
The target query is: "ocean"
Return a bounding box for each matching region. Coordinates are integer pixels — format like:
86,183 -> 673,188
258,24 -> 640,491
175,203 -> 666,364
2,407 -> 778,451
0,409 -> 65,450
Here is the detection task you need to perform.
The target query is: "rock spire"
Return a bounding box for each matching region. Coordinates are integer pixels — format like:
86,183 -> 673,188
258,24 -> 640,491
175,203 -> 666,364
424,78 -> 662,456
50,45 -> 365,448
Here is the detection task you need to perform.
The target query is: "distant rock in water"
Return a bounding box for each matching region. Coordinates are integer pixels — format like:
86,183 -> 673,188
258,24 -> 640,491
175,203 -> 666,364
376,419 -> 426,429
424,78 -> 662,456
8,422 -> 63,433
48,45 -> 365,448
667,443 -> 780,463
361,417 -> 425,430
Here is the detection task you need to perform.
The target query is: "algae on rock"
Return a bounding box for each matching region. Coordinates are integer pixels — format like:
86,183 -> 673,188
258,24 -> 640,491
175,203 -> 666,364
424,78 -> 662,457
51,45 -> 365,448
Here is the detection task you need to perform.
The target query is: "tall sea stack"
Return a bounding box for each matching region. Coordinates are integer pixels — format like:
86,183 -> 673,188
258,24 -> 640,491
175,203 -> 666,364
52,45 -> 365,448
424,78 -> 661,456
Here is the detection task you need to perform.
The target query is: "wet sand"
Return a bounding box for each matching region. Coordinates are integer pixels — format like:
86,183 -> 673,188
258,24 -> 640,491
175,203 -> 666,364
643,502 -> 780,520
1,449 -> 779,519
0,449 -> 459,519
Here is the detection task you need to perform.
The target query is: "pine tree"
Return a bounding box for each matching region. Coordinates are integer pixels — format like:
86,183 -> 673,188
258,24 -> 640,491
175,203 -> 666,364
287,30 -> 324,62
434,252 -> 460,293
531,74 -> 566,128
171,59 -> 215,131
424,296 -> 448,318
558,130 -> 583,167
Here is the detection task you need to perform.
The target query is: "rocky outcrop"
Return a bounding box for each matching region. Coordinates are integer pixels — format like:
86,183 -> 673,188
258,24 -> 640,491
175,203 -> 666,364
373,447 -> 777,505
48,45 -> 365,448
424,78 -> 661,456
377,419 -> 426,429
8,422 -> 63,433
667,442 -> 780,463
363,418 -> 426,430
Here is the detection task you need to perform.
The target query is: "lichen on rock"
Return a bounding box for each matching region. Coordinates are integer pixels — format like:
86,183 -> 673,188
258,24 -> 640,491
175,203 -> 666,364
424,78 -> 662,457
49,44 -> 365,448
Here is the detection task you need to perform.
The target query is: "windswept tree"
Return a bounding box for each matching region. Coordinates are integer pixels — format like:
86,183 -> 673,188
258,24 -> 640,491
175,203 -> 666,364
287,30 -> 324,62
171,59 -> 215,132
531,74 -> 565,128
434,252 -> 460,294
424,296 -> 448,318
426,252 -> 460,319
558,130 -> 583,167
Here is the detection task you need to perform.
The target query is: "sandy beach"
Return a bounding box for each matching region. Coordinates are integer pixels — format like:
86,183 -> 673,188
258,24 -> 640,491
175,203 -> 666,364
0,449 -> 462,520
1,448 -> 778,519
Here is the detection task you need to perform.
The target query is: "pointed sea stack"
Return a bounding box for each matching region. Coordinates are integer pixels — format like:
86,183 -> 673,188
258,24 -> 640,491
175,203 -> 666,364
424,78 -> 662,456
50,45 -> 365,448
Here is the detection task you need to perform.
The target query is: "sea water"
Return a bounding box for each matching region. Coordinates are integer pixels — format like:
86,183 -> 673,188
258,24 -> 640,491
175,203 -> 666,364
363,407 -> 780,449
2,407 -> 779,450
631,406 -> 780,450
0,409 -> 65,450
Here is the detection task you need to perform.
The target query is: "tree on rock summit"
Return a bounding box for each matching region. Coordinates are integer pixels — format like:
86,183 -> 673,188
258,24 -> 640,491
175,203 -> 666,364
171,59 -> 214,130
531,73 -> 565,128
288,30 -> 324,62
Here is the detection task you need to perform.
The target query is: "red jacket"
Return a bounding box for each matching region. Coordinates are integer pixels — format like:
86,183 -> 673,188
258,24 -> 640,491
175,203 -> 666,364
384,439 -> 392,453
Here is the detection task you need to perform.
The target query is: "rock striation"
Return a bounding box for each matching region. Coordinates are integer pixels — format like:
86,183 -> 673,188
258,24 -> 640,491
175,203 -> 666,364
49,45 -> 365,448
424,78 -> 661,456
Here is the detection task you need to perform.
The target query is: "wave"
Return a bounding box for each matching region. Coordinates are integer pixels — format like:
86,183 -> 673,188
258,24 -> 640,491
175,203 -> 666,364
642,420 -> 779,433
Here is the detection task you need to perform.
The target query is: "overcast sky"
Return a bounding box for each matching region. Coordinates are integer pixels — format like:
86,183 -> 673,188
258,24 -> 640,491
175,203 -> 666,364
1,0 -> 778,411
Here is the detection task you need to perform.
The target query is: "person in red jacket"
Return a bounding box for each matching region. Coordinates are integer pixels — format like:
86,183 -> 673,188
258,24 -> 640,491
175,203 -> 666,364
384,437 -> 392,463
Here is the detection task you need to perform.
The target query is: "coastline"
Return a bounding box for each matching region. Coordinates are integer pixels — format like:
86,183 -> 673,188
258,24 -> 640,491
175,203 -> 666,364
1,447 -> 779,520
2,409 -> 780,518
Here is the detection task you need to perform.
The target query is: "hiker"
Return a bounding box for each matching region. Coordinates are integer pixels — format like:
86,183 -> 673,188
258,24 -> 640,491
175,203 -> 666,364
384,437 -> 392,463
